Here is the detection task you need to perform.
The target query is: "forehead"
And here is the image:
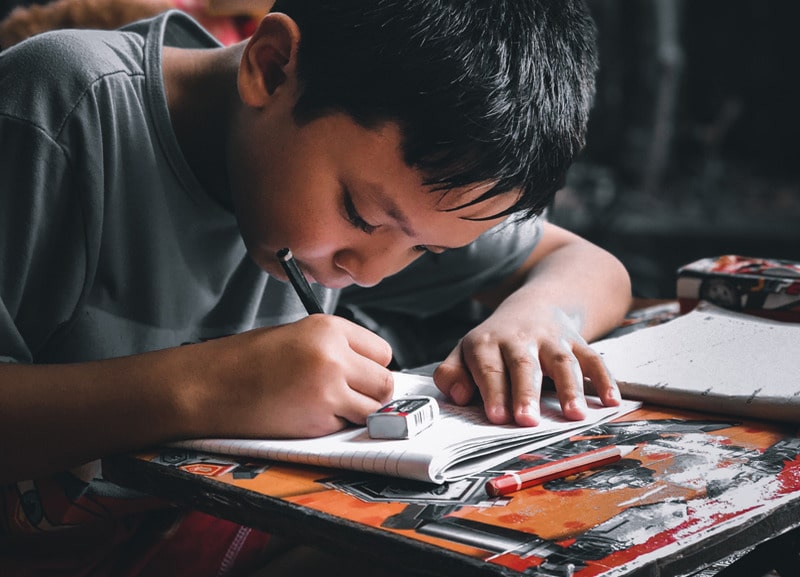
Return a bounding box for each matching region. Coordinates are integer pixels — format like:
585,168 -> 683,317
335,120 -> 516,211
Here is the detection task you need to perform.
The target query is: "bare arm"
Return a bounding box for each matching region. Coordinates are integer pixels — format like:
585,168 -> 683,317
475,222 -> 631,340
0,315 -> 393,483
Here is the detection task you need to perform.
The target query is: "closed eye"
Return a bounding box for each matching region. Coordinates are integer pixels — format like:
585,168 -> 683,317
343,189 -> 378,234
413,245 -> 447,255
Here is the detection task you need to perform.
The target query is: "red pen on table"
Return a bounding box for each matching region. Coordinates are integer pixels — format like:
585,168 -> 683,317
485,444 -> 636,497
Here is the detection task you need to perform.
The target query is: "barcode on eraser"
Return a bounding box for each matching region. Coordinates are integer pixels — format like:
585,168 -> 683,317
367,396 -> 439,439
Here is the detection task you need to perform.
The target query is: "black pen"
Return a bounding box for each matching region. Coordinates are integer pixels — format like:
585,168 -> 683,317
276,248 -> 324,315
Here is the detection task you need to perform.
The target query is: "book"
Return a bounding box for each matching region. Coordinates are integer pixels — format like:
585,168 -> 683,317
173,371 -> 641,484
591,303 -> 800,422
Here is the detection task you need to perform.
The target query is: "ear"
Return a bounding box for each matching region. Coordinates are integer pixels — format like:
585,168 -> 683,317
238,12 -> 301,108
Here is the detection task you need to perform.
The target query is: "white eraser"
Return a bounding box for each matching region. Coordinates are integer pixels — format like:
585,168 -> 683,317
367,396 -> 439,439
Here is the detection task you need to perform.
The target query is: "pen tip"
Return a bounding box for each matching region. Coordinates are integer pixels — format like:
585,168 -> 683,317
276,247 -> 292,260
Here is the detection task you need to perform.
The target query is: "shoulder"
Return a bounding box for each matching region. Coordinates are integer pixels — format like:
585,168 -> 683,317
1,26 -> 147,84
0,10 -> 218,131
0,26 -> 149,139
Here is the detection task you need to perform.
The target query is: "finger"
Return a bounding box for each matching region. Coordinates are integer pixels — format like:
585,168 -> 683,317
335,388 -> 387,426
502,341 -> 542,426
329,360 -> 395,426
308,414 -> 352,437
462,342 -> 512,425
341,318 -> 394,367
433,345 -> 476,405
573,342 -> 621,407
541,339 -> 587,420
344,359 -> 395,406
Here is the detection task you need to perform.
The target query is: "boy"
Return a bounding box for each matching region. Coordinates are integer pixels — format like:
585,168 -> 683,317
0,0 -> 631,575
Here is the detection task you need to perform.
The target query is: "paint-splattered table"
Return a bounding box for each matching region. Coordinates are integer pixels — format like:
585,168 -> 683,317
104,405 -> 800,576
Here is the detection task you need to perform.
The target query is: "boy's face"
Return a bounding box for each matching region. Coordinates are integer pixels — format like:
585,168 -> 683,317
228,113 -> 517,289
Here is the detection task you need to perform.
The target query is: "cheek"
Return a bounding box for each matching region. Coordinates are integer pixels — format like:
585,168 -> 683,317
229,182 -> 297,274
292,222 -> 355,260
256,194 -> 352,262
227,137 -> 355,261
229,155 -> 301,250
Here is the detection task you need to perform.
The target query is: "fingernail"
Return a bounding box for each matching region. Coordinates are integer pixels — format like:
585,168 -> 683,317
488,404 -> 509,422
518,402 -> 540,424
566,398 -> 587,412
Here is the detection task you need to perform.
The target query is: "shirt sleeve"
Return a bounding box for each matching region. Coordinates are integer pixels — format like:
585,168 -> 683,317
339,216 -> 545,317
0,115 -> 91,363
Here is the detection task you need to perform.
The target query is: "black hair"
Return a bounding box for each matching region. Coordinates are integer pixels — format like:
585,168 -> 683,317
271,0 -> 598,218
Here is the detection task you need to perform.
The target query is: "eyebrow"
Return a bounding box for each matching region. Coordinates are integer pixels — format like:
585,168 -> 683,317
364,181 -> 504,249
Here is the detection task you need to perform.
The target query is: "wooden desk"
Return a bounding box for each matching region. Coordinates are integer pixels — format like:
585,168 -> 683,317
103,405 -> 800,577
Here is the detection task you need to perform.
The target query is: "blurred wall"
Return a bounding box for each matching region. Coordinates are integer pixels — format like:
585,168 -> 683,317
553,0 -> 800,298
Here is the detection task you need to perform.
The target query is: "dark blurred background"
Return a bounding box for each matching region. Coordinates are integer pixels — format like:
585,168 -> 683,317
3,0 -> 798,299
554,0 -> 800,298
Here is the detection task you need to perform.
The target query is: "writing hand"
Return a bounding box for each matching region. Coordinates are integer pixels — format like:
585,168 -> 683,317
433,306 -> 620,426
190,314 -> 394,439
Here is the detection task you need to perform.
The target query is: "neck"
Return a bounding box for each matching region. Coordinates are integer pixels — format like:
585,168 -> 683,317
162,44 -> 245,208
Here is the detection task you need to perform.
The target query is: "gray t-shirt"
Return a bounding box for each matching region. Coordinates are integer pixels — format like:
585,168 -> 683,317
0,10 -> 543,368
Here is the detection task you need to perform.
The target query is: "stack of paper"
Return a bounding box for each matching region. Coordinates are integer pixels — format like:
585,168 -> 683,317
591,304 -> 800,422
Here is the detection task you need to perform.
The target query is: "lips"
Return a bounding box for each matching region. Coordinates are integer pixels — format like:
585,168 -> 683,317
311,268 -> 359,289
315,274 -> 355,290
289,260 -> 316,285
268,249 -> 355,289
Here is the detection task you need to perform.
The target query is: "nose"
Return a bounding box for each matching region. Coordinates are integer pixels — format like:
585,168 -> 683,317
333,241 -> 418,287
